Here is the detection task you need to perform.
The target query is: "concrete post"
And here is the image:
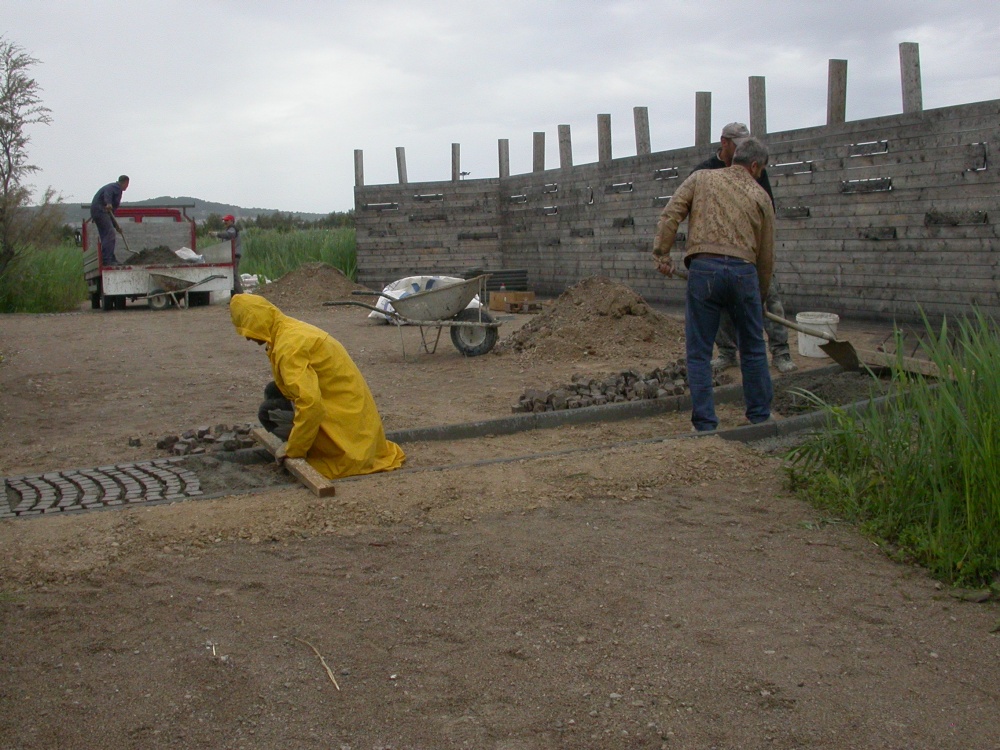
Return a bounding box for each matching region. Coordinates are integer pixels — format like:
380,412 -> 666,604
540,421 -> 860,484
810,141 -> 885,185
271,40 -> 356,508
695,92 -> 712,147
354,149 -> 364,187
533,132 -> 546,172
597,114 -> 612,164
634,106 -> 651,156
395,146 -> 407,184
451,143 -> 461,181
900,42 -> 923,114
498,138 -> 510,179
827,59 -> 848,125
749,76 -> 767,136
558,124 -> 573,168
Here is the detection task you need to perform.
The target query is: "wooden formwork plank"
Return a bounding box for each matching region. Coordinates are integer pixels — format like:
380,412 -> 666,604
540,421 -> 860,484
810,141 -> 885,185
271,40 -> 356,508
251,427 -> 336,497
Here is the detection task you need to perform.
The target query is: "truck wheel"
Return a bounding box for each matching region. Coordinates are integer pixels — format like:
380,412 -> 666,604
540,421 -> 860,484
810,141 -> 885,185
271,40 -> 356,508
101,294 -> 115,312
148,290 -> 169,311
90,291 -> 101,310
450,308 -> 498,357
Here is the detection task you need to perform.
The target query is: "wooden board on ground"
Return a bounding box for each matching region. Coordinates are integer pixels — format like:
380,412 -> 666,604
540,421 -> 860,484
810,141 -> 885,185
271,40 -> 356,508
489,291 -> 536,312
251,427 -> 336,497
503,300 -> 543,314
857,349 -> 942,378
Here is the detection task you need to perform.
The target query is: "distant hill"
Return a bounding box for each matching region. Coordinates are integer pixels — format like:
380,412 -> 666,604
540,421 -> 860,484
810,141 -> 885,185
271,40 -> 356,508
60,196 -> 331,224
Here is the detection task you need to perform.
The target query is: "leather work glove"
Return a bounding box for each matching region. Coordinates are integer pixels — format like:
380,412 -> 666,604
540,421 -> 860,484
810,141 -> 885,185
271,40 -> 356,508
268,408 -> 294,441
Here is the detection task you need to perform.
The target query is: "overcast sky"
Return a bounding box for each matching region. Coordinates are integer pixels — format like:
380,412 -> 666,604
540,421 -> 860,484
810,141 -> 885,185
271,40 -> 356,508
6,1 -> 1000,214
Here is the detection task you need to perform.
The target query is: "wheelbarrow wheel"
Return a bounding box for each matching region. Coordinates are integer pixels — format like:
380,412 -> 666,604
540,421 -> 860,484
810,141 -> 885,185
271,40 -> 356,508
450,308 -> 498,357
148,289 -> 170,311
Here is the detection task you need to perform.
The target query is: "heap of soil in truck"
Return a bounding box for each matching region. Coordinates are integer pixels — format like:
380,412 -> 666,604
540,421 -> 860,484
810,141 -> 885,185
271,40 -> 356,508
126,246 -> 192,265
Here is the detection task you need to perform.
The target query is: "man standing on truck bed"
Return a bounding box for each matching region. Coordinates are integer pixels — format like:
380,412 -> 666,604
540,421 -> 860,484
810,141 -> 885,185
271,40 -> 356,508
89,175 -> 129,266
214,214 -> 243,295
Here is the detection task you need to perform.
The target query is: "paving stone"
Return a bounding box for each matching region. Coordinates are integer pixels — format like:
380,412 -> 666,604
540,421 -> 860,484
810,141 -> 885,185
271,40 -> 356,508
4,454 -> 252,518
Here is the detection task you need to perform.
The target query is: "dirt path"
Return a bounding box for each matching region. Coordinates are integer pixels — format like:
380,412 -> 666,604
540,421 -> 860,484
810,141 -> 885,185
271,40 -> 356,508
1,273 -> 996,749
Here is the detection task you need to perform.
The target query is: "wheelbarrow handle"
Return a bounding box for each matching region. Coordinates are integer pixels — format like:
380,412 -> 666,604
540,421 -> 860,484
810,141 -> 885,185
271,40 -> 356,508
322,300 -> 386,314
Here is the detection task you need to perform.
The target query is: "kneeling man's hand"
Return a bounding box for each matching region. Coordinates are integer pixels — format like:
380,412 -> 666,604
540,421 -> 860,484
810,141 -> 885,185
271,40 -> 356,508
275,442 -> 289,466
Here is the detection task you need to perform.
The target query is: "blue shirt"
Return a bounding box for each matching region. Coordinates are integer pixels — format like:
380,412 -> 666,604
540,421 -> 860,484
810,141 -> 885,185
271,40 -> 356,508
90,182 -> 123,216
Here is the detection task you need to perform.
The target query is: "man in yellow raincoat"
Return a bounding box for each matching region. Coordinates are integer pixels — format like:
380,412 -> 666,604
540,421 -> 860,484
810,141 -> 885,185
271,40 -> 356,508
230,294 -> 406,480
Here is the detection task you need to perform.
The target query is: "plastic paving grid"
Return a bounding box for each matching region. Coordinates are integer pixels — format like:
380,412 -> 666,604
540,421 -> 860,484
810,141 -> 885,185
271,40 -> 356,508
1,458 -> 202,518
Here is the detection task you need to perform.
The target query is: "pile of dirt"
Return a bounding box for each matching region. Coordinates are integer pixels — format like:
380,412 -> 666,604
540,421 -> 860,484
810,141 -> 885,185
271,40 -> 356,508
771,368 -> 892,415
496,276 -> 686,362
256,262 -> 369,310
126,245 -> 191,266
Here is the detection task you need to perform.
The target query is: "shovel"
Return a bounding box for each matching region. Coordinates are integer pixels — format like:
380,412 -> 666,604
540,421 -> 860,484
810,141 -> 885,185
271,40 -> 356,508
112,216 -> 137,257
666,264 -> 861,371
764,310 -> 860,370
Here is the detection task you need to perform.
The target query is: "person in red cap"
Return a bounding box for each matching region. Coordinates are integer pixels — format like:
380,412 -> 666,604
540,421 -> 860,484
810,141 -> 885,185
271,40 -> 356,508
214,214 -> 244,294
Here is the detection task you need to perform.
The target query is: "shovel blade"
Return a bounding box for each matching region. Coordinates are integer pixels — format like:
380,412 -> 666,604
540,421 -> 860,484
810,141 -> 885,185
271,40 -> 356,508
819,340 -> 860,371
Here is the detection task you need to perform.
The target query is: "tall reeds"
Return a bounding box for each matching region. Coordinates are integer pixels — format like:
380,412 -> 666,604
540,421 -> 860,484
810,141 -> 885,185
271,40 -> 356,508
239,228 -> 356,283
0,243 -> 88,313
787,310 -> 1000,587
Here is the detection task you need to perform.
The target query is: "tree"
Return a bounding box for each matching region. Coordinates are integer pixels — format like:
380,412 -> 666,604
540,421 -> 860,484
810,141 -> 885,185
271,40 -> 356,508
203,213 -> 225,232
0,36 -> 56,279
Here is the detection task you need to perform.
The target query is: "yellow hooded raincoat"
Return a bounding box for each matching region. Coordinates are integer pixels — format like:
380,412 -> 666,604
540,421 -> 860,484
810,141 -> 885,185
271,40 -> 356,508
230,295 -> 406,480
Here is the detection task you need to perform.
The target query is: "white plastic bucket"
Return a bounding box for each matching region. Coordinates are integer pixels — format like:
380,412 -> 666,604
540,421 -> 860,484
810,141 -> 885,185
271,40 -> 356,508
796,312 -> 840,358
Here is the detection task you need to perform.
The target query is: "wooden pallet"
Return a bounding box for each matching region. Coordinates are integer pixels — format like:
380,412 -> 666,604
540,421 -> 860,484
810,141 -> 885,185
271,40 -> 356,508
251,427 -> 336,497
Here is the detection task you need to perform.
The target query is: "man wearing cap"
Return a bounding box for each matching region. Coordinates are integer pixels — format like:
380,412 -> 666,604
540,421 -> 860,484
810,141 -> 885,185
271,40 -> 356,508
89,175 -> 129,266
691,123 -> 797,374
653,137 -> 775,432
214,214 -> 243,295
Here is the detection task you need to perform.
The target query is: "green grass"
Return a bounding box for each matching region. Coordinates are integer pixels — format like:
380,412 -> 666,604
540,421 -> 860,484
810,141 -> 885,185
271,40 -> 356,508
239,228 -> 357,284
786,310 -> 1000,588
0,242 -> 88,313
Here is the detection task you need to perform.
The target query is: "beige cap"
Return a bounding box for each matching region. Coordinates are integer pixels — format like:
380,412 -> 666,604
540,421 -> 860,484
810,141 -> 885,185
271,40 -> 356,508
720,122 -> 750,140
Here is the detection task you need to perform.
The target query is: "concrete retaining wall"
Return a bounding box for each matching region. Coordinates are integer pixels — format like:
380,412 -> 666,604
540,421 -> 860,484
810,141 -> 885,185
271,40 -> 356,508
354,47 -> 998,323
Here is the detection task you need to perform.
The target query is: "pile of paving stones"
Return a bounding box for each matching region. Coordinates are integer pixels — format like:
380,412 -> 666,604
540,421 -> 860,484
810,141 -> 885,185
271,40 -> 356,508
512,359 -> 708,413
155,423 -> 259,456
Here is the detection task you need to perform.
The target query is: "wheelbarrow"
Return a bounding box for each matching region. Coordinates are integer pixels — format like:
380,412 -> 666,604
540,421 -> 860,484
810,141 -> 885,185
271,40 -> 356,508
323,275 -> 501,358
146,272 -> 225,310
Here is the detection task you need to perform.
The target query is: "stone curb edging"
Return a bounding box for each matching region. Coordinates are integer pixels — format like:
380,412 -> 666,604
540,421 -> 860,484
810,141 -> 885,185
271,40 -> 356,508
385,364 -> 846,445
334,365 -> 898,483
